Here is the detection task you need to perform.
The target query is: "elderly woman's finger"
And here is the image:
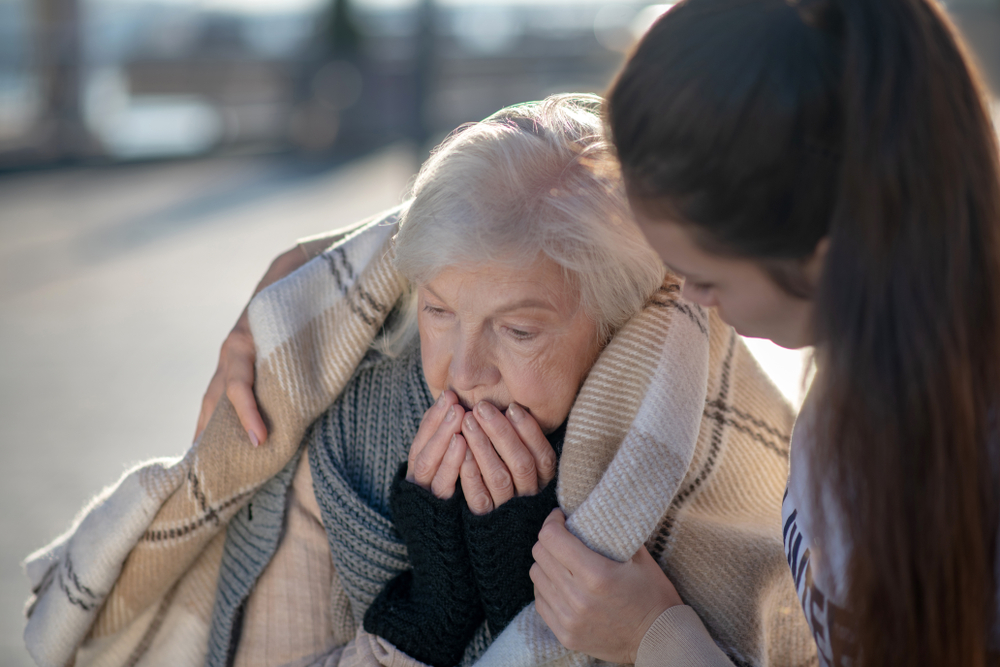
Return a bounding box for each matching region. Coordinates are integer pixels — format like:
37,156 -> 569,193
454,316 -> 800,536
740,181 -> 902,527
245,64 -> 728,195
460,450 -> 494,515
409,391 -> 458,462
409,402 -> 464,489
505,402 -> 557,488
430,434 -> 466,499
473,401 -> 539,496
462,411 -> 516,508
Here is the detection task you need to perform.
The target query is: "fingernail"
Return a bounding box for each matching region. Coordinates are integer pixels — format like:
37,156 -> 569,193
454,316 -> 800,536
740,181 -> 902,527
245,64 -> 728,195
445,405 -> 456,422
507,402 -> 524,423
464,413 -> 479,432
449,435 -> 460,451
465,450 -> 474,462
436,393 -> 447,408
476,401 -> 497,421
248,431 -> 260,447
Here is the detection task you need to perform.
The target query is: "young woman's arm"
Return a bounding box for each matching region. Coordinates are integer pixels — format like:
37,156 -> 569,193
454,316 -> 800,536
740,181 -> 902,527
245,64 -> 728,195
192,230 -> 350,446
193,245 -> 307,445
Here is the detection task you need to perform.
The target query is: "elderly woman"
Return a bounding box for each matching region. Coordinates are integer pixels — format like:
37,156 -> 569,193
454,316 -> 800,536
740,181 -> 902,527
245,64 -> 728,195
24,96 -> 810,667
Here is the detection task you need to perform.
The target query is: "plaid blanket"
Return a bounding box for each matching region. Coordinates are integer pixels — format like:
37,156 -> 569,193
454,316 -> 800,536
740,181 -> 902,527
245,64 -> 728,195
23,206 -> 815,667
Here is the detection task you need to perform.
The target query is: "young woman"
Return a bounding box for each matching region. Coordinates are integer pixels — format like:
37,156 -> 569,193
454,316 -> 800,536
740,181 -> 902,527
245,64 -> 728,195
530,0 -> 1000,665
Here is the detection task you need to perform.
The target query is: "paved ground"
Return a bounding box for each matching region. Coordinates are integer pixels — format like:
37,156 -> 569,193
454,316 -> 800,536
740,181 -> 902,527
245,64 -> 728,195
0,145 -> 807,666
0,146 -> 419,665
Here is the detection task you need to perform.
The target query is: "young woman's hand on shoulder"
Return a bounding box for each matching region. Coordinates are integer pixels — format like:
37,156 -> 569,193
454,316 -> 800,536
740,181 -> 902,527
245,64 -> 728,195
194,245 -> 311,446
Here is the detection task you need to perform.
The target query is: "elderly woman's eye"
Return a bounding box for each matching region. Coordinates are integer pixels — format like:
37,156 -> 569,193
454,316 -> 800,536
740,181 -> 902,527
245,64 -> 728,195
505,326 -> 536,341
422,304 -> 448,316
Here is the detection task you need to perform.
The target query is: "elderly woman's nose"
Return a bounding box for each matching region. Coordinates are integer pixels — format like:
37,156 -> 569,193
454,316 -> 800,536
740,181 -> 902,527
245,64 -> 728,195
448,333 -> 498,390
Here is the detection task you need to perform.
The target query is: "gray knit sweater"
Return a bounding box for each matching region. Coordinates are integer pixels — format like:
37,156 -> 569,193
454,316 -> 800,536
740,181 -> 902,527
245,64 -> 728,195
207,339 -> 493,667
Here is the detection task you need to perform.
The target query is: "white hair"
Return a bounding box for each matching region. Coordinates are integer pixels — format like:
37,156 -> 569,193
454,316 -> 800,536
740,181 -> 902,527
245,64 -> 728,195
386,93 -> 664,349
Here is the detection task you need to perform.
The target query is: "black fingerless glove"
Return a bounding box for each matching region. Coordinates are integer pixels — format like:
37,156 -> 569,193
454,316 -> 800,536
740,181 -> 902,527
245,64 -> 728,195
463,476 -> 559,637
363,464 -> 484,667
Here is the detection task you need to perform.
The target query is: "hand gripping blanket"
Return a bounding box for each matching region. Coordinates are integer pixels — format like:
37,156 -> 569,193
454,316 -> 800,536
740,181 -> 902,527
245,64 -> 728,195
23,206 -> 815,667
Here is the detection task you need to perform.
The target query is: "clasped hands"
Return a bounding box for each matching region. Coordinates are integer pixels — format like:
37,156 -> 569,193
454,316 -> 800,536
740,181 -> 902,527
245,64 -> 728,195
406,390 -> 557,513
408,391 -> 683,664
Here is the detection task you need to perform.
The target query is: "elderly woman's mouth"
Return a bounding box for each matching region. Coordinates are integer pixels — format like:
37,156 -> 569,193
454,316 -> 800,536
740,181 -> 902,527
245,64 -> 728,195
453,394 -> 510,414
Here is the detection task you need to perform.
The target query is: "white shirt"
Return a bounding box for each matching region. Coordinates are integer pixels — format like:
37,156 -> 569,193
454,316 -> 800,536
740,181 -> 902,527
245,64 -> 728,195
782,383 -> 1000,666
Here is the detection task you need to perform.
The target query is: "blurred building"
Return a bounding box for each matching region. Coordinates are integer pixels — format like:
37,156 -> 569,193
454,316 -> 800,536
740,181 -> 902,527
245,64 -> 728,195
2,0 -> 998,169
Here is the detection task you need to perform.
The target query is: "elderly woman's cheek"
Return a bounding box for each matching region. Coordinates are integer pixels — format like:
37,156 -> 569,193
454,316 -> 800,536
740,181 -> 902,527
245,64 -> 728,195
418,325 -> 448,401
513,345 -> 593,432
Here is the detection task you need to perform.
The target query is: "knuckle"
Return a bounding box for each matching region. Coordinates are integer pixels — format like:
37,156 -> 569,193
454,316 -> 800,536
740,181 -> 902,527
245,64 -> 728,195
538,522 -> 558,543
469,492 -> 493,515
537,450 -> 557,474
508,452 -> 535,480
430,480 -> 452,500
411,456 -> 436,481
583,567 -> 612,596
489,467 -> 512,492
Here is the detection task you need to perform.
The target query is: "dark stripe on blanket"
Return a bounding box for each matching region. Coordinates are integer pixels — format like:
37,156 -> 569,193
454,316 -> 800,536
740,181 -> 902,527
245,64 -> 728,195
648,330 -> 736,560
140,490 -> 253,542
647,293 -> 709,337
701,409 -> 790,459
704,399 -> 791,443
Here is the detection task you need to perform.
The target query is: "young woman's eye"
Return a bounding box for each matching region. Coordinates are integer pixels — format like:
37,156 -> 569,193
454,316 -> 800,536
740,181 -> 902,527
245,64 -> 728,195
689,281 -> 714,293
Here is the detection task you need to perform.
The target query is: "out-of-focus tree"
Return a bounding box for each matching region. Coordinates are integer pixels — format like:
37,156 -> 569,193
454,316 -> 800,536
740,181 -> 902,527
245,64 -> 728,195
34,0 -> 96,161
322,0 -> 362,58
413,0 -> 435,146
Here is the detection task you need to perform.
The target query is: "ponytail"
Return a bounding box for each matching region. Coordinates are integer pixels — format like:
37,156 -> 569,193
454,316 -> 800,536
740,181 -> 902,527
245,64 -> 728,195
818,1 -> 1000,664
609,0 -> 1000,664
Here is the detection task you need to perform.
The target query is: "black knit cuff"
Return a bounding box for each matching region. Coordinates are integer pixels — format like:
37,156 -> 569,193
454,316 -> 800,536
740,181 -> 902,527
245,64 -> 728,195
463,477 -> 559,636
363,464 -> 483,667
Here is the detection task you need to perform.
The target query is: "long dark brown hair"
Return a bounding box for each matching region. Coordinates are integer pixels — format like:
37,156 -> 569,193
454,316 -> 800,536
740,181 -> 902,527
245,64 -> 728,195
608,0 -> 1000,665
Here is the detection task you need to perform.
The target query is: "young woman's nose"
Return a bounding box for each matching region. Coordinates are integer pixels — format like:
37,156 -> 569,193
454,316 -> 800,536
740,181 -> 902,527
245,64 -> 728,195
448,332 -> 499,391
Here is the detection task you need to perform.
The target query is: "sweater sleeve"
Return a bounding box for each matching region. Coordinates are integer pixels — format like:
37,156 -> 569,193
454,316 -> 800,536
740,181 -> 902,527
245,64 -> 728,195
636,605 -> 734,667
463,478 -> 559,637
362,464 -> 484,667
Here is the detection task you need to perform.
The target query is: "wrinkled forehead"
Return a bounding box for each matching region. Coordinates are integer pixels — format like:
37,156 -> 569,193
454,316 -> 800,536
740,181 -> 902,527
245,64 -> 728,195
417,256 -> 584,317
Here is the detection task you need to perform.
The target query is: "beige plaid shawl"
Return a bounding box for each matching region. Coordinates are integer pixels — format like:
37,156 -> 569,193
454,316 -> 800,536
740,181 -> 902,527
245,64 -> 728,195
24,206 -> 814,667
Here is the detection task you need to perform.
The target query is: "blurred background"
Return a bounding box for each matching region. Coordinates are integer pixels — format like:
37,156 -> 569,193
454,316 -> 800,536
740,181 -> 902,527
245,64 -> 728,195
3,0 -> 692,165
1,0 -> 998,664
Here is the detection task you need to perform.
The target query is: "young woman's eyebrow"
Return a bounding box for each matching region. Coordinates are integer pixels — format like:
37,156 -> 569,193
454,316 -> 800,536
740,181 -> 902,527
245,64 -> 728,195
664,263 -> 697,281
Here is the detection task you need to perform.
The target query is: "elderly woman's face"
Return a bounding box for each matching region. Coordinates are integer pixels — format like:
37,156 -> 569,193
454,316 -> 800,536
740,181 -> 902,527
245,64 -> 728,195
417,256 -> 601,433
